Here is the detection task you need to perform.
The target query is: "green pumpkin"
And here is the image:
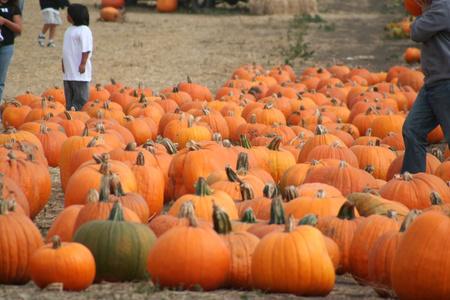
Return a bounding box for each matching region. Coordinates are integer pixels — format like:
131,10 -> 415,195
72,200 -> 156,282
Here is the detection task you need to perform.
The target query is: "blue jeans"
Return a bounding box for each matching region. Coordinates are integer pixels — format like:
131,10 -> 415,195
401,79 -> 450,174
0,45 -> 15,102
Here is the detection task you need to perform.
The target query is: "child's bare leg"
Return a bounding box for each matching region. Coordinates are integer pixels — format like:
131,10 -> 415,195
49,25 -> 56,40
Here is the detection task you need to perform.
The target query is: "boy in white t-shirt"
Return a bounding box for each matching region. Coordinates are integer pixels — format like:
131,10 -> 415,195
62,3 -> 92,111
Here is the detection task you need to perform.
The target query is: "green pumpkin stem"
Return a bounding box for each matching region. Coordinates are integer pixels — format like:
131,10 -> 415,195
213,203 -> 233,235
298,214 -> 318,226
161,138 -> 178,154
240,207 -> 257,223
336,201 -> 357,220
239,134 -> 252,149
194,177 -> 213,196
51,235 -> 62,249
108,200 -> 125,222
266,135 -> 283,151
269,196 -> 287,225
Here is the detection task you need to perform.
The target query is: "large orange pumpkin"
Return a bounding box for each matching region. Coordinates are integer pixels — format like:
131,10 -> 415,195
147,214 -> 230,291
0,202 -> 44,284
391,210 -> 450,300
251,215 -> 335,296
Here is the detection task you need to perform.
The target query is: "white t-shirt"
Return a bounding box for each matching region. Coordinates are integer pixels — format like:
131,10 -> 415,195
62,25 -> 93,81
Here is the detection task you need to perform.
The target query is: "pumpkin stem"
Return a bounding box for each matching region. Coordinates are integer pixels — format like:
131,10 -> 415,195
177,201 -> 195,218
225,165 -> 243,184
266,135 -> 283,151
109,174 -> 126,197
236,152 -> 249,171
187,213 -> 199,228
263,182 -> 278,199
269,196 -> 287,225
194,177 -> 213,196
99,174 -> 112,202
213,203 -> 233,235
0,202 -> 10,215
336,201 -> 357,220
161,138 -> 178,154
284,214 -> 296,233
239,134 -> 252,149
399,209 -> 422,232
135,151 -> 146,166
298,214 -> 318,226
430,190 -> 444,206
240,207 -> 257,223
51,235 -> 62,249
284,186 -> 300,202
108,200 -> 125,222
239,182 -> 255,201
386,209 -> 398,220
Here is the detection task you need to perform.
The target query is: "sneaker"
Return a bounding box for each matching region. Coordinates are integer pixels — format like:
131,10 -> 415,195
47,42 -> 56,48
38,35 -> 45,47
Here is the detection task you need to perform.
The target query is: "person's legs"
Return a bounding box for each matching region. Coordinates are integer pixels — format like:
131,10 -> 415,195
70,81 -> 90,111
401,85 -> 439,174
38,23 -> 50,46
428,79 -> 450,151
64,81 -> 74,110
0,45 -> 15,102
48,24 -> 56,40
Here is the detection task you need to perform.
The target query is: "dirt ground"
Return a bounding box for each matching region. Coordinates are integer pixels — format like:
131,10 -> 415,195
1,0 -> 414,298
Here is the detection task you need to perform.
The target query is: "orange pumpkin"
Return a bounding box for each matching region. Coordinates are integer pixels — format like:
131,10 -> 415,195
100,7 -> 122,22
147,214 -> 230,291
30,236 -> 96,291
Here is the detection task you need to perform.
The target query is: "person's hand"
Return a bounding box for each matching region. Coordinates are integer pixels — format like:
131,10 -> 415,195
79,63 -> 86,74
0,17 -> 5,26
414,0 -> 433,13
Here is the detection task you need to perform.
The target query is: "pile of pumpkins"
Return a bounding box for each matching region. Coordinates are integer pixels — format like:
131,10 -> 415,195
0,62 -> 449,299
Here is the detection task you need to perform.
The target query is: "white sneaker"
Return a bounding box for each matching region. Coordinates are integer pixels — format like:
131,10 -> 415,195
47,42 -> 56,48
38,35 -> 45,47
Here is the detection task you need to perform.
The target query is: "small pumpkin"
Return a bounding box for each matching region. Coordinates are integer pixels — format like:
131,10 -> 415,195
30,236 -> 96,291
100,7 -> 122,22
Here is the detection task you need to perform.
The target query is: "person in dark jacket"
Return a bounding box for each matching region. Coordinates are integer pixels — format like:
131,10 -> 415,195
38,0 -> 70,47
401,0 -> 450,174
